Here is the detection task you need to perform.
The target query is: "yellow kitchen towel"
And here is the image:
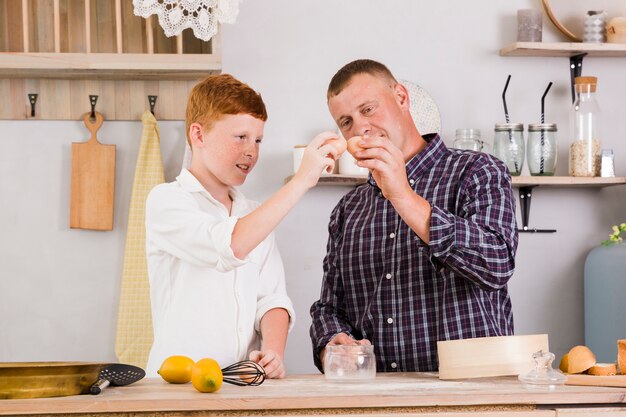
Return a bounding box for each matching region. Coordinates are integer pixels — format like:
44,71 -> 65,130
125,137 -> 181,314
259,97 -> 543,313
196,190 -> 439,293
115,111 -> 165,368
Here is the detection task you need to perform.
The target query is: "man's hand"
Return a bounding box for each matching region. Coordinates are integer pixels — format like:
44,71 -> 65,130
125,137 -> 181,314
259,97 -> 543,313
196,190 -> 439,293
320,333 -> 371,368
249,349 -> 285,379
351,135 -> 412,201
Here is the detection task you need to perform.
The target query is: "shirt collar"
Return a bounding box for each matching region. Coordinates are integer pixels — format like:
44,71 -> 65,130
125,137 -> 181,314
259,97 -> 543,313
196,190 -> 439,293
176,168 -> 246,211
405,133 -> 446,181
367,133 -> 447,188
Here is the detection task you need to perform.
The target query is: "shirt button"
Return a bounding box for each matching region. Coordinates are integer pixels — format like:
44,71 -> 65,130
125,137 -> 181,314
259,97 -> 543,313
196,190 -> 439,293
440,267 -> 445,273
391,362 -> 398,369
387,317 -> 393,324
409,179 -> 415,185
385,273 -> 392,279
389,232 -> 396,239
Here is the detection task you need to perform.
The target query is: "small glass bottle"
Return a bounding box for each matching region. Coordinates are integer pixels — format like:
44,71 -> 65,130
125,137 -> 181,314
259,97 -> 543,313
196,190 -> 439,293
569,76 -> 601,177
493,123 -> 525,176
527,123 -> 557,176
453,128 -> 482,151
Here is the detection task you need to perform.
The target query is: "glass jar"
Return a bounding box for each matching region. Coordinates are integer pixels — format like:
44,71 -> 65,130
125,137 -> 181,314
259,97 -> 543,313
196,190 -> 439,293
453,128 -> 482,151
493,123 -> 525,176
323,345 -> 376,380
569,76 -> 601,177
527,123 -> 557,176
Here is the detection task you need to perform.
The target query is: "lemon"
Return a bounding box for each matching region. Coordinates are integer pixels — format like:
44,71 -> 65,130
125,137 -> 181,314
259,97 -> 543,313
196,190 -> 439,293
191,358 -> 223,393
158,355 -> 195,384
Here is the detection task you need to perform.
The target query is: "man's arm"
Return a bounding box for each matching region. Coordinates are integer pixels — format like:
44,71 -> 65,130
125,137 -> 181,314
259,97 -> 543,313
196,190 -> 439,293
355,136 -> 517,291
425,161 -> 518,290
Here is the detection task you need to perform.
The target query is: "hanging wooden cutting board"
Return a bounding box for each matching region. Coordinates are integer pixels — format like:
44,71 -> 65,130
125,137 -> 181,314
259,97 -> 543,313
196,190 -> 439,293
70,112 -> 116,231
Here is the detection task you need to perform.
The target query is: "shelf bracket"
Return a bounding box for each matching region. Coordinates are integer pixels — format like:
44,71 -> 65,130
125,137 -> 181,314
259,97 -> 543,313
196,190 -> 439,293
569,53 -> 586,103
518,186 -> 556,233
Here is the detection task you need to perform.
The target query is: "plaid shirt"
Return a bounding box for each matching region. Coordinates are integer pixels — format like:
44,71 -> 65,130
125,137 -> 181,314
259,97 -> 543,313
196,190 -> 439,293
310,134 -> 518,372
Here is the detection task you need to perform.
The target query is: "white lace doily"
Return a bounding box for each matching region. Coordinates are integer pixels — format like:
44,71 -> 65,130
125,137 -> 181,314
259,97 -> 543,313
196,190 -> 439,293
133,0 -> 241,41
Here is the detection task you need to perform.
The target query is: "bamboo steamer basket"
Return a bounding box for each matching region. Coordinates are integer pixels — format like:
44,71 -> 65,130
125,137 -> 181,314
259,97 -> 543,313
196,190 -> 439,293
0,362 -> 109,399
437,334 -> 549,380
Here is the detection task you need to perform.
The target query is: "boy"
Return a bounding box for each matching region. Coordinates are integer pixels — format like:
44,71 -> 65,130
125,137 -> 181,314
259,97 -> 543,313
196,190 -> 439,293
146,74 -> 340,378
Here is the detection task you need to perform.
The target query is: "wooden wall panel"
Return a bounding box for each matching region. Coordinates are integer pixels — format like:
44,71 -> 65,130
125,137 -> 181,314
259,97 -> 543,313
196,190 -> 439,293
9,79 -> 26,119
1,0 -> 25,52
42,79 -> 71,119
0,1 -> 7,52
61,0 -> 87,52
122,0 -> 144,53
113,80 -> 130,120
0,78 -> 197,120
153,20 -> 176,54
0,80 -> 11,117
91,0 -> 114,53
29,0 -> 55,52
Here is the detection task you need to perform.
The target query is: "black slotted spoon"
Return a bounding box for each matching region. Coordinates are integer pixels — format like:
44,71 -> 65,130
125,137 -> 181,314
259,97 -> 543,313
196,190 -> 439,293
90,364 -> 145,395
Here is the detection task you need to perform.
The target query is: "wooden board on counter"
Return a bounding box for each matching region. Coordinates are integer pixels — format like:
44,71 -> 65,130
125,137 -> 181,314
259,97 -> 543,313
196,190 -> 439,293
2,373 -> 626,416
566,374 -> 626,388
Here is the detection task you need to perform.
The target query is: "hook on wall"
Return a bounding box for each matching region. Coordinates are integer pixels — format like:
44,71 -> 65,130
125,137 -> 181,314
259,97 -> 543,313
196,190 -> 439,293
148,95 -> 158,115
28,94 -> 38,117
89,95 -> 99,119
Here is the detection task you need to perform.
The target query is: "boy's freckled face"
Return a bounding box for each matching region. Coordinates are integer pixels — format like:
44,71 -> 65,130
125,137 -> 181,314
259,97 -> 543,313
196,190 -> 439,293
201,113 -> 265,187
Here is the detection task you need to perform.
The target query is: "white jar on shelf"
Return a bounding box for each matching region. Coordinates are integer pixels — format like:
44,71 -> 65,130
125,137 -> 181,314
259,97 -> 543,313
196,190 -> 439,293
583,11 -> 607,43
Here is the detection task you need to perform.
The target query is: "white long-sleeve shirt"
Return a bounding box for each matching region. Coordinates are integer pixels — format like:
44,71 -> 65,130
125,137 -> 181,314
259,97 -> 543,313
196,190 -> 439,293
144,169 -> 295,377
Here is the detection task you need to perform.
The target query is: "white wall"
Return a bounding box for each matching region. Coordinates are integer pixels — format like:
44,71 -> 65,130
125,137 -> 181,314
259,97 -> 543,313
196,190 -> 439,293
1,0 -> 625,374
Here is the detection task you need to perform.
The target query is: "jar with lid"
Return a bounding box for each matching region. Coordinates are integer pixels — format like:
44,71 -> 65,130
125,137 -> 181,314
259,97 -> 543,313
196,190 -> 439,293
323,344 -> 376,380
493,123 -> 525,176
453,129 -> 483,151
527,123 -> 557,176
570,76 -> 601,177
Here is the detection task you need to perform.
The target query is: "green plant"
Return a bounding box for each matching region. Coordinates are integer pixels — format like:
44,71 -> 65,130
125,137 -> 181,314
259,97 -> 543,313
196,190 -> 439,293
602,223 -> 626,246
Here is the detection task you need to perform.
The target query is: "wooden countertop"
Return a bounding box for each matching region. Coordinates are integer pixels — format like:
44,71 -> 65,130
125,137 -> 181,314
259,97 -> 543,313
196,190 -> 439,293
2,373 -> 626,416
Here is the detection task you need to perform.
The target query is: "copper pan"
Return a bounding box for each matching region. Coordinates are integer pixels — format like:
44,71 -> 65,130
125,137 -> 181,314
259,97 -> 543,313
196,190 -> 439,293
0,362 -> 110,399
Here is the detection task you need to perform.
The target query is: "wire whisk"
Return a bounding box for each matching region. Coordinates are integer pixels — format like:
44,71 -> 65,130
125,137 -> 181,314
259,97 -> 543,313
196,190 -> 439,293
221,360 -> 266,386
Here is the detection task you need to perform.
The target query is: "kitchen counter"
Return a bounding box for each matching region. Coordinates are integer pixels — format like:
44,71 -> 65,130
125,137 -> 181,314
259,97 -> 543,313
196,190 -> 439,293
1,373 -> 626,416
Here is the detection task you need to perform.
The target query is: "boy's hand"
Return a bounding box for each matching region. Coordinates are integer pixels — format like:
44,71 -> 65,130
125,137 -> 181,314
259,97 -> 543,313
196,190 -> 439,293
249,349 -> 286,379
293,131 -> 340,188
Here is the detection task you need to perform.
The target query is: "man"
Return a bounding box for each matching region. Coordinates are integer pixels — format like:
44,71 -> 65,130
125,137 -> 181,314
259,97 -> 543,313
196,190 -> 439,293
310,59 -> 518,372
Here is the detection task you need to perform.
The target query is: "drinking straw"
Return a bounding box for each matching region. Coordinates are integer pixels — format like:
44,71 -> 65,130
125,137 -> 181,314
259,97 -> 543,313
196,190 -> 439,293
540,82 -> 553,174
502,75 -> 511,123
502,75 -> 519,173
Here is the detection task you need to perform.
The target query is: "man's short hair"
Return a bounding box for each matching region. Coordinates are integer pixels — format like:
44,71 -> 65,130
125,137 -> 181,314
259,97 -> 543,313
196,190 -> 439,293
185,74 -> 267,145
327,59 -> 398,100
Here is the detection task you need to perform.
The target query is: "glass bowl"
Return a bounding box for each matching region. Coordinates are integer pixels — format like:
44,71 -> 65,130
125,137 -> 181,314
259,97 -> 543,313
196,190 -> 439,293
323,345 -> 376,380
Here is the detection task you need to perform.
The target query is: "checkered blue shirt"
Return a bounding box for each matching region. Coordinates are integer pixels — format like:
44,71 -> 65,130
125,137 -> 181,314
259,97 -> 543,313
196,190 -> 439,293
310,134 -> 518,372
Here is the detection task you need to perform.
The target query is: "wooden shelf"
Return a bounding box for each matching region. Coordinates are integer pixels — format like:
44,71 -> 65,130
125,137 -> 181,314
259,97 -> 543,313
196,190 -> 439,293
512,176 -> 626,188
500,42 -> 626,57
285,174 -> 368,186
287,174 -> 626,188
0,1 -> 221,120
0,52 -> 220,80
